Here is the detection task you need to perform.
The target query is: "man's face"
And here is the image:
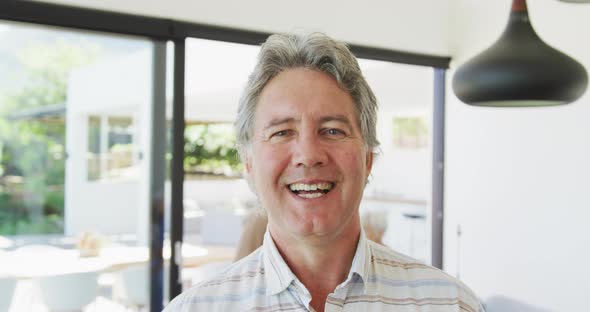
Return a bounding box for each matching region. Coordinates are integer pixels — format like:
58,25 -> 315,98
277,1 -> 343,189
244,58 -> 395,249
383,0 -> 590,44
245,68 -> 373,242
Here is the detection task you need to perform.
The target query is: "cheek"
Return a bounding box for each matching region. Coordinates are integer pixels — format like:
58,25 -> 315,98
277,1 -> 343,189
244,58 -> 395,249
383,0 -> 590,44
336,152 -> 370,189
252,145 -> 290,183
339,150 -> 368,172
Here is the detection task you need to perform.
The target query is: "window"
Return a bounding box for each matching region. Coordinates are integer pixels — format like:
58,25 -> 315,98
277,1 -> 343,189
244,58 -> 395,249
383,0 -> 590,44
176,38 -> 260,290
184,123 -> 241,177
393,116 -> 429,149
87,115 -> 137,181
0,19 -> 154,311
359,59 -> 433,262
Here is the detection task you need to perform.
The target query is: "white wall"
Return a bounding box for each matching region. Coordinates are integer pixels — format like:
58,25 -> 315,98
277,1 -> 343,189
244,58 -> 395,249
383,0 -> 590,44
446,1 -> 590,311
65,49 -> 152,237
36,0 -> 452,56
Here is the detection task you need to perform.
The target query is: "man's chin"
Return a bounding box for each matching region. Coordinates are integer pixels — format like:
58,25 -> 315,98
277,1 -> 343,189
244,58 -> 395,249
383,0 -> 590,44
285,220 -> 338,239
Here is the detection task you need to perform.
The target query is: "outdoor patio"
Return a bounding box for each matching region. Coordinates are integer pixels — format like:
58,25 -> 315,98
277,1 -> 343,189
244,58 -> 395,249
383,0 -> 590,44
0,232 -> 234,312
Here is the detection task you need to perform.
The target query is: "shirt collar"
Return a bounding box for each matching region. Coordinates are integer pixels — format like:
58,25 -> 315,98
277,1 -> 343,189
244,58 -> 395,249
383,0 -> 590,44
262,229 -> 297,296
349,227 -> 370,284
262,227 -> 372,296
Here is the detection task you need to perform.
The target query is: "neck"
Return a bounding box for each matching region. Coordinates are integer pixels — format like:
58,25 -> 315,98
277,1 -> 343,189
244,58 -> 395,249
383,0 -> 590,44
269,223 -> 361,311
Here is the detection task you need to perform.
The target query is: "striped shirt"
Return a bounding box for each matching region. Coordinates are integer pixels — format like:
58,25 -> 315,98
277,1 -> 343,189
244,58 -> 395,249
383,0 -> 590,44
164,230 -> 484,311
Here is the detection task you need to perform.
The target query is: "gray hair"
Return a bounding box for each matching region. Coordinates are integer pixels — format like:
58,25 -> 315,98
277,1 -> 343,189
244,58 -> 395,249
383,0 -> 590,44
235,32 -> 379,159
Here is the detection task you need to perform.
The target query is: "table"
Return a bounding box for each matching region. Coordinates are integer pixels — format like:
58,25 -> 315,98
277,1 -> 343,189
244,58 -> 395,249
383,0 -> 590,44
0,243 -> 235,279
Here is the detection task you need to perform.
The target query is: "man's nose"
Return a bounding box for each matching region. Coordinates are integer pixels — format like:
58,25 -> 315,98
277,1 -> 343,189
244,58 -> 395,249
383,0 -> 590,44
292,132 -> 328,168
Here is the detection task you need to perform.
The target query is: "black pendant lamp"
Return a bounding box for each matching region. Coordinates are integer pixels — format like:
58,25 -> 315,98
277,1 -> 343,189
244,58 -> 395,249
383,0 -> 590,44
452,0 -> 588,107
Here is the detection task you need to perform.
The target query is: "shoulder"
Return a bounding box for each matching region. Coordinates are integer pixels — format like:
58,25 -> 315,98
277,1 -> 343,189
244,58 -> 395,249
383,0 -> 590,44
368,241 -> 483,311
164,249 -> 265,312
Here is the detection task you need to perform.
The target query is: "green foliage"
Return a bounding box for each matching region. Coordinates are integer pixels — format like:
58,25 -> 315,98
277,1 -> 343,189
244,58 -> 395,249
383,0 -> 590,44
0,40 -> 99,235
0,189 -> 63,235
393,117 -> 428,137
0,192 -> 19,234
43,187 -> 65,216
1,40 -> 99,113
0,214 -> 63,235
184,124 -> 243,176
392,116 -> 429,148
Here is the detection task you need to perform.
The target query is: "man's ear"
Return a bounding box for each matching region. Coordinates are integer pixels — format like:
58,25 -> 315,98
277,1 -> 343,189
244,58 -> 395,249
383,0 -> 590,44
242,151 -> 258,194
243,151 -> 253,175
365,151 -> 374,178
239,144 -> 252,175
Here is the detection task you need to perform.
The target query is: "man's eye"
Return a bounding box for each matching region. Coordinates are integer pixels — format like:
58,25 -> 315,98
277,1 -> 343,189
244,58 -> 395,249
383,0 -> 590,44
324,128 -> 345,136
272,130 -> 290,137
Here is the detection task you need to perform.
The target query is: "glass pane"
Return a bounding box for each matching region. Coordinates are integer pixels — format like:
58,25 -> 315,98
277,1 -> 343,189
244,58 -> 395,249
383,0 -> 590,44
178,38 -> 260,290
87,116 -> 101,181
359,59 -> 434,263
106,116 -> 136,180
0,20 -> 154,311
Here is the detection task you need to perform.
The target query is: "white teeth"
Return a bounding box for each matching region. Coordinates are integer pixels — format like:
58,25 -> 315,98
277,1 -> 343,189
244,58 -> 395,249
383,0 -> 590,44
297,193 -> 324,199
289,182 -> 333,192
288,183 -> 333,199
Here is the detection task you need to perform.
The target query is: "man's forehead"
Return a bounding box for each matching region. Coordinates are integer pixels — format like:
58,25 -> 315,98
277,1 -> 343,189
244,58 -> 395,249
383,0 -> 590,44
260,114 -> 355,129
253,68 -> 360,131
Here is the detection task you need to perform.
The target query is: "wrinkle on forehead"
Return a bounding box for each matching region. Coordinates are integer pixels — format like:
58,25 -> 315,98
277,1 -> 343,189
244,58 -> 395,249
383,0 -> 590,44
262,114 -> 354,130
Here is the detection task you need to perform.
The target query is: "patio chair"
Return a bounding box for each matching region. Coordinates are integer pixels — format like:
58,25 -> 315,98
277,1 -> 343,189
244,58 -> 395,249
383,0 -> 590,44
0,277 -> 17,312
112,264 -> 149,311
113,262 -> 174,310
37,271 -> 99,312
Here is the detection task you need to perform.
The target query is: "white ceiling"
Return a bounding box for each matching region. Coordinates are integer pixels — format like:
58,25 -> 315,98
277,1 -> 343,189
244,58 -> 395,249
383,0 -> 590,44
34,0 -> 453,57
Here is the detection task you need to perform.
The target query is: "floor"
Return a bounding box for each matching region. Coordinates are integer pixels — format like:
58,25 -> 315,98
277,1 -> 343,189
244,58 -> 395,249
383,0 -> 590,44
6,261 -> 231,312
8,279 -> 145,312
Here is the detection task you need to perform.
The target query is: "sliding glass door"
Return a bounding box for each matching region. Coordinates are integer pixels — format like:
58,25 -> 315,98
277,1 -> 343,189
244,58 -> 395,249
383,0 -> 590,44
0,20 -> 162,311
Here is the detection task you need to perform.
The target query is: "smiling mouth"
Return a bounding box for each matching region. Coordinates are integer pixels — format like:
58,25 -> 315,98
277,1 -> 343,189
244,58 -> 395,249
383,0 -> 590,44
288,182 -> 335,199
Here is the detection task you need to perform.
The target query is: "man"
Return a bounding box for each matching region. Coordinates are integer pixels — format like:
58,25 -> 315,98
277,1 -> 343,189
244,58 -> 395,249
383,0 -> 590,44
165,32 -> 483,312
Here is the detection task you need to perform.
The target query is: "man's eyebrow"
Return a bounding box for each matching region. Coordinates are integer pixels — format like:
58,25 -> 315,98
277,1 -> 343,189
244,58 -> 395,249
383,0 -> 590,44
319,115 -> 353,127
262,115 -> 353,131
262,117 -> 297,131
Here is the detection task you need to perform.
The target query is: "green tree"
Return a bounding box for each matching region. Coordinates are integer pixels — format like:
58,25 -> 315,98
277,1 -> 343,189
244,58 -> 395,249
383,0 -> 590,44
184,123 -> 242,177
0,40 -> 99,234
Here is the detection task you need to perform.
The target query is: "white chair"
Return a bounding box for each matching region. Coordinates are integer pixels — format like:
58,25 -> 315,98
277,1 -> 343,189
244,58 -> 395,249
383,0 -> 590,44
201,200 -> 244,245
113,262 -> 228,309
0,277 -> 17,312
112,264 -> 149,310
112,263 -> 171,310
37,271 -> 99,312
